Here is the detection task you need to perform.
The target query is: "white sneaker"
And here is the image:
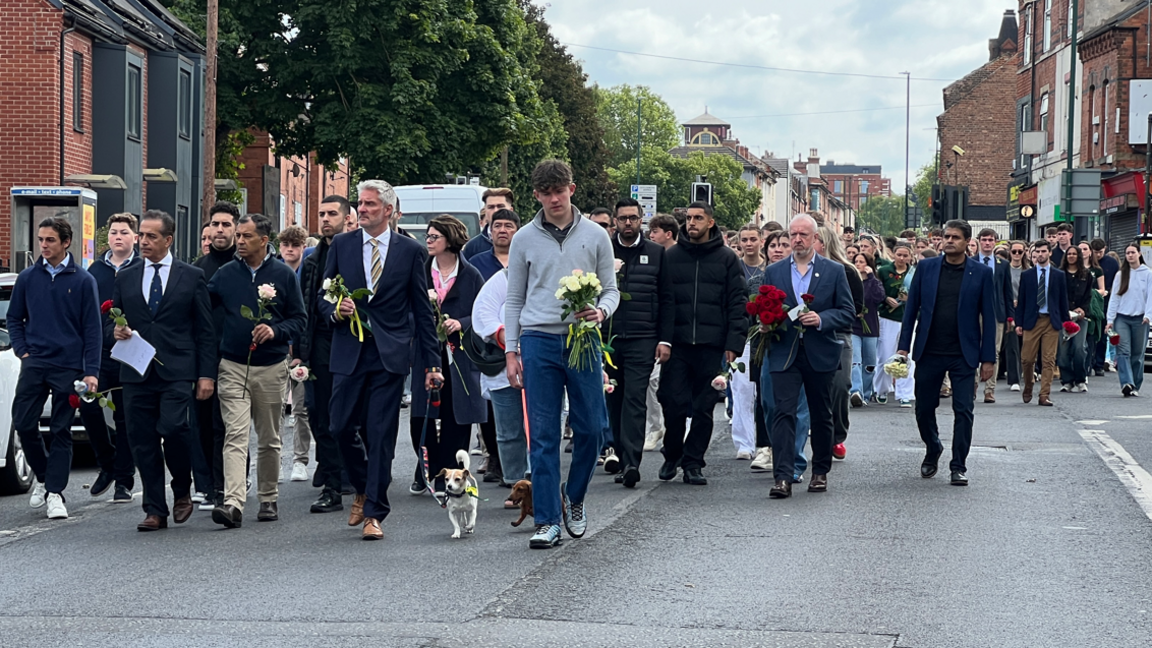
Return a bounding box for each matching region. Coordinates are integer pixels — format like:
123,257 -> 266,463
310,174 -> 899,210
735,450 -> 752,460
46,493 -> 68,519
290,462 -> 308,482
29,482 -> 47,508
191,492 -> 207,503
198,500 -> 215,511
1060,385 -> 1070,393
1010,384 -> 1021,392
1133,390 -> 1141,397
643,429 -> 664,452
1067,385 -> 1078,393
602,448 -> 621,473
750,447 -> 773,472
1077,382 -> 1088,393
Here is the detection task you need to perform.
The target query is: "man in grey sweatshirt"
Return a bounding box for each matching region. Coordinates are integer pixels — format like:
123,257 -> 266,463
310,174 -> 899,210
505,159 -> 619,549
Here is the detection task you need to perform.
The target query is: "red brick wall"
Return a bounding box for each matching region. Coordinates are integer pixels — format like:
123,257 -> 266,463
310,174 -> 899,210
129,43 -> 148,210
938,55 -> 1018,207
821,173 -> 891,210
1079,11 -> 1152,173
0,0 -> 66,259
62,31 -> 93,180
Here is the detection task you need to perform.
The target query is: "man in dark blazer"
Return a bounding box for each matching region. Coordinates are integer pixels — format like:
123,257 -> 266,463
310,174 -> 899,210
1014,239 -> 1069,406
973,228 -> 1015,403
320,179 -> 441,541
899,220 -> 997,486
763,214 -> 855,499
112,210 -> 216,531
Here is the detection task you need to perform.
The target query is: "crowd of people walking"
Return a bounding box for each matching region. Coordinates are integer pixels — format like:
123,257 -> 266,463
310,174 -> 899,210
9,158 -> 1151,548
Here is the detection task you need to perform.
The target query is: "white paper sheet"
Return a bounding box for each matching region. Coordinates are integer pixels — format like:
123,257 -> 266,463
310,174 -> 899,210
110,332 -> 157,377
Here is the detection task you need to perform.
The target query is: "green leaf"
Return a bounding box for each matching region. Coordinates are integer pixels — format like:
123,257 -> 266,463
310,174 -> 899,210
736,362 -> 746,373
240,304 -> 254,320
350,289 -> 372,300
114,317 -> 127,327
262,312 -> 273,320
619,292 -> 632,301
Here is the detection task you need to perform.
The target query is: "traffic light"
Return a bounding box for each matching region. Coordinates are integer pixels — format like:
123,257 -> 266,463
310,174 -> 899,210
931,185 -> 944,225
690,182 -> 713,205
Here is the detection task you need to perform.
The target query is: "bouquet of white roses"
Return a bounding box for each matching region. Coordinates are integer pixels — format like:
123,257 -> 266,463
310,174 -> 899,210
556,269 -> 606,371
322,275 -> 373,342
882,354 -> 909,379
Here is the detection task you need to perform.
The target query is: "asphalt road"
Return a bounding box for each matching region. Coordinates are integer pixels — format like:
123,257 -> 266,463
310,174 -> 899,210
1,370 -> 1150,648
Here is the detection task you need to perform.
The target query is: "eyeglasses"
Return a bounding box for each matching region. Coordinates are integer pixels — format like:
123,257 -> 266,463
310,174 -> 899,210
425,234 -> 443,242
595,222 -> 611,229
616,215 -> 641,223
1010,250 -> 1024,255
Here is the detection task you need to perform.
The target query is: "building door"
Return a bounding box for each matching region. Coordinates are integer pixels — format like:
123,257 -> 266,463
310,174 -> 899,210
1106,211 -> 1140,252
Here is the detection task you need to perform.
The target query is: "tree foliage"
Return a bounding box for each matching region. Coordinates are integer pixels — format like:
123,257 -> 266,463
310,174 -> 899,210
855,195 -> 908,236
594,84 -> 680,169
911,160 -> 937,222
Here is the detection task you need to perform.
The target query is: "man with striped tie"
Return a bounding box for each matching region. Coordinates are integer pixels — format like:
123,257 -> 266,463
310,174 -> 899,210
1014,240 -> 1069,407
320,180 -> 441,541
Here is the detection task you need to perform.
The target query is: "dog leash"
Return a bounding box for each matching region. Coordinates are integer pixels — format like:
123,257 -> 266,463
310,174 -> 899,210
420,372 -> 449,509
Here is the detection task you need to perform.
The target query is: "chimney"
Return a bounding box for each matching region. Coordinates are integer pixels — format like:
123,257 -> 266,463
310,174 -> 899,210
990,10 -> 1018,61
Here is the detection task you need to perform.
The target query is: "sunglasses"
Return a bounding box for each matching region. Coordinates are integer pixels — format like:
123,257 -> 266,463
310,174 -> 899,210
1010,250 -> 1024,255
596,222 -> 611,229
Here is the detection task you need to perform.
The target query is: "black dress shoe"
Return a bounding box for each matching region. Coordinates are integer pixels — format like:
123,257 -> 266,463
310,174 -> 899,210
683,467 -> 707,485
211,504 -> 242,528
614,474 -> 624,484
90,471 -> 114,497
622,466 -> 640,489
257,501 -> 278,521
112,485 -> 133,503
921,451 -> 941,478
950,471 -> 969,486
807,473 -> 827,492
310,489 -> 344,513
483,471 -> 503,483
769,480 -> 792,499
658,459 -> 678,481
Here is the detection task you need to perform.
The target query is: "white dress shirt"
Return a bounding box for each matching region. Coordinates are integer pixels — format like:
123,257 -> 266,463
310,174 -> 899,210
472,270 -> 510,397
142,252 -> 173,297
362,228 -> 392,298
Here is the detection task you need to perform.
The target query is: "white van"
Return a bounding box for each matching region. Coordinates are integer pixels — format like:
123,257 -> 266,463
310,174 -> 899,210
393,184 -> 487,240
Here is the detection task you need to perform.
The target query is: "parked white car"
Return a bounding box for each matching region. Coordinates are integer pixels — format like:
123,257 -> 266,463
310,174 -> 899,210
0,327 -> 31,494
393,183 -> 486,239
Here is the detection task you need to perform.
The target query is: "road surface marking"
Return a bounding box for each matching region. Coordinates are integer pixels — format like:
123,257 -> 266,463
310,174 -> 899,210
1116,415 -> 1152,420
1076,420 -> 1109,425
1078,429 -> 1152,522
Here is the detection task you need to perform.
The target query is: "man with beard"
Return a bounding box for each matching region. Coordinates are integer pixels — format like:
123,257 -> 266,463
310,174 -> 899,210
298,195 -> 356,513
657,201 -> 747,486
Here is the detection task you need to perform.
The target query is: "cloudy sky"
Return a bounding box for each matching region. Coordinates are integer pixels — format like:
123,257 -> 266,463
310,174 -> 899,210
537,0 -> 1018,192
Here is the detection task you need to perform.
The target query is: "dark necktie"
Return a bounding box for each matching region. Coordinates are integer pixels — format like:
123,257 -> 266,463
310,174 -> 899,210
149,263 -> 163,316
1037,268 -> 1046,311
983,256 -> 990,266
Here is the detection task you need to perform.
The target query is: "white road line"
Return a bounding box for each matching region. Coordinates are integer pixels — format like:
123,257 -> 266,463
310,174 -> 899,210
1116,415 -> 1152,420
1076,420 -> 1110,425
1078,429 -> 1152,522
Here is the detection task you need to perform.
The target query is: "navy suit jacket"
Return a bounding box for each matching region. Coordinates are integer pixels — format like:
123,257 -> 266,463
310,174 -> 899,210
112,259 -> 216,383
898,256 -> 997,368
319,229 -> 438,376
977,255 -> 1016,324
1015,265 -> 1069,332
763,254 -> 855,374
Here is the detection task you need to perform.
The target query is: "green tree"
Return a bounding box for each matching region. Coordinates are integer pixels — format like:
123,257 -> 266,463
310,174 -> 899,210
594,84 -> 680,169
856,195 -> 908,236
911,160 -> 937,223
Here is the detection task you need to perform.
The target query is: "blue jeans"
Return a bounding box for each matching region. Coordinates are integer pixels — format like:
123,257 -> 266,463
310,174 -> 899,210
520,331 -> 605,526
1057,324 -> 1089,386
1114,314 -> 1149,392
760,362 -> 810,477
490,386 -> 530,485
851,334 -> 878,399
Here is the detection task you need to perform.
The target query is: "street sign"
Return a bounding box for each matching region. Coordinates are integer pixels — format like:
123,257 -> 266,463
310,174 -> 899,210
631,184 -> 657,193
630,184 -> 657,221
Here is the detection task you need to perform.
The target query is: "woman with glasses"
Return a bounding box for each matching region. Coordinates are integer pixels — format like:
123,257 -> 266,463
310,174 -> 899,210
1105,243 -> 1152,396
408,215 -> 488,496
1057,245 -> 1094,393
1003,240 -> 1031,391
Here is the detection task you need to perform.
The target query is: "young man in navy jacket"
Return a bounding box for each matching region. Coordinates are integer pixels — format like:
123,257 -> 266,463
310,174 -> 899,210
9,217 -> 103,520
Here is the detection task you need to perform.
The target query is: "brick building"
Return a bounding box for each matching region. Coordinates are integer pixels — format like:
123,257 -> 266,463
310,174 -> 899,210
819,162 -> 891,211
0,0 -> 207,267
792,149 -> 852,231
236,131 -> 350,235
937,10 -> 1019,231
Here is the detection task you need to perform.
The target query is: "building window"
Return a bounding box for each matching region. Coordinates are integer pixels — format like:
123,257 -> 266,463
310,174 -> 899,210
178,69 -> 191,139
1039,93 -> 1049,139
1102,80 -> 1110,156
833,180 -> 843,194
692,132 -> 718,145
1088,85 -> 1096,160
1043,0 -> 1052,52
1068,0 -> 1074,38
72,52 -> 83,132
810,189 -> 820,212
127,64 -> 142,140
1024,11 -> 1033,65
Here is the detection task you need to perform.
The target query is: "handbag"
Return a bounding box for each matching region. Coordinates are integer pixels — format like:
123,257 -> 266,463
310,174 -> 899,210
461,326 -> 506,377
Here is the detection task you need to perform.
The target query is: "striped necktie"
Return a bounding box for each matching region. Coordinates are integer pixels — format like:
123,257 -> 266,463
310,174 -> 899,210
1037,268 -> 1046,310
369,238 -> 382,295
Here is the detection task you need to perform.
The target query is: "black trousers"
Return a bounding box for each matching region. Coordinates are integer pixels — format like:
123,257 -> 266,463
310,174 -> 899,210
1001,326 -> 1022,385
12,363 -> 81,494
306,360 -> 344,492
478,401 -> 501,478
124,380 -> 194,518
913,353 -> 976,473
195,390 -> 226,498
770,345 -> 836,483
832,333 -> 852,445
330,343 -> 404,521
606,337 -> 658,471
409,365 -> 473,486
78,362 -> 134,488
754,376 -> 770,448
659,343 -> 723,471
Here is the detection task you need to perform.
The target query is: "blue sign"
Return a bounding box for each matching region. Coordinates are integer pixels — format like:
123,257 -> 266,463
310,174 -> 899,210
10,187 -> 84,196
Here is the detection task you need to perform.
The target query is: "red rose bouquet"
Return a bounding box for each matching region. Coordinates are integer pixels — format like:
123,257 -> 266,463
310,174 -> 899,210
747,285 -> 789,364
1061,321 -> 1081,340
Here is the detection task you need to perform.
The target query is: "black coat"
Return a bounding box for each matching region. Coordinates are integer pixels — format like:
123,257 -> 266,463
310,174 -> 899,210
297,238 -> 333,365
606,237 -> 674,342
409,257 -> 488,425
664,224 -> 747,353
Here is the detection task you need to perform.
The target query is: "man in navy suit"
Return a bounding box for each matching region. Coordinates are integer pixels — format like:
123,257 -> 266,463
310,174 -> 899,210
973,228 -> 1015,403
1014,239 -> 1069,406
898,220 -> 997,486
763,214 -> 855,499
112,210 -> 217,531
320,179 -> 441,541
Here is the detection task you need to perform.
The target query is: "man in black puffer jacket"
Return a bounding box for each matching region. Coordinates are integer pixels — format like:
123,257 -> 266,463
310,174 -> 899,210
657,201 -> 747,485
603,198 -> 674,488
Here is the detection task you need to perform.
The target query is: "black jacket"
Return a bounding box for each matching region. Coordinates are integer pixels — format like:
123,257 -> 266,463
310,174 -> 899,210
297,238 -> 333,365
206,247 -> 307,366
88,251 -> 143,358
664,224 -> 747,353
194,244 -> 237,340
1066,268 -> 1094,314
606,237 -> 674,342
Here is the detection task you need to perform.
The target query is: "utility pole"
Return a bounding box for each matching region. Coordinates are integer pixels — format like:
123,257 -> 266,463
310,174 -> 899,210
636,96 -> 642,187
902,71 -> 910,230
201,0 -> 219,221
1145,113 -> 1151,233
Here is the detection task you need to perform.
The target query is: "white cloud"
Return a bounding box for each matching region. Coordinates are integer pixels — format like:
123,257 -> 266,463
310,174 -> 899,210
536,0 -> 1017,192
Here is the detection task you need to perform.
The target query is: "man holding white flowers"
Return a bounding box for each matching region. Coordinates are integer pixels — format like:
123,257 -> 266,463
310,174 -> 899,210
505,159 -> 619,549
207,213 -> 307,528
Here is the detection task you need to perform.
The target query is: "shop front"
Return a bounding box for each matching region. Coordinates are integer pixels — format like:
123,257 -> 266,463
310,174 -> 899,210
1100,172 -> 1145,251
1006,183 -> 1037,240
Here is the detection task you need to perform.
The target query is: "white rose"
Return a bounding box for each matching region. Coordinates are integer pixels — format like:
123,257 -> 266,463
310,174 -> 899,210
571,269 -> 583,277
555,288 -> 566,299
428,289 -> 438,303
257,284 -> 277,301
290,366 -> 309,382
323,293 -> 339,304
711,375 -> 727,391
73,380 -> 89,395
613,258 -> 624,273
322,278 -> 332,291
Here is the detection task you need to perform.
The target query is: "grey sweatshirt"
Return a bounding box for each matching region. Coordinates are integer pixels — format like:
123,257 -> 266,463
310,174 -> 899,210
505,207 -> 620,353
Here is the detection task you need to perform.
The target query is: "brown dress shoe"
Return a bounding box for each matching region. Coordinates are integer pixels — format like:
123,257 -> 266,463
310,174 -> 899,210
808,473 -> 828,493
1038,396 -> 1053,406
348,494 -> 366,526
362,517 -> 383,540
137,515 -> 167,532
1022,390 -> 1033,404
984,394 -> 996,404
769,480 -> 792,499
172,496 -> 193,524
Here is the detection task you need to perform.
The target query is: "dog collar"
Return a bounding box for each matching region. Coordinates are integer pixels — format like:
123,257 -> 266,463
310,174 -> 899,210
447,486 -> 479,499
